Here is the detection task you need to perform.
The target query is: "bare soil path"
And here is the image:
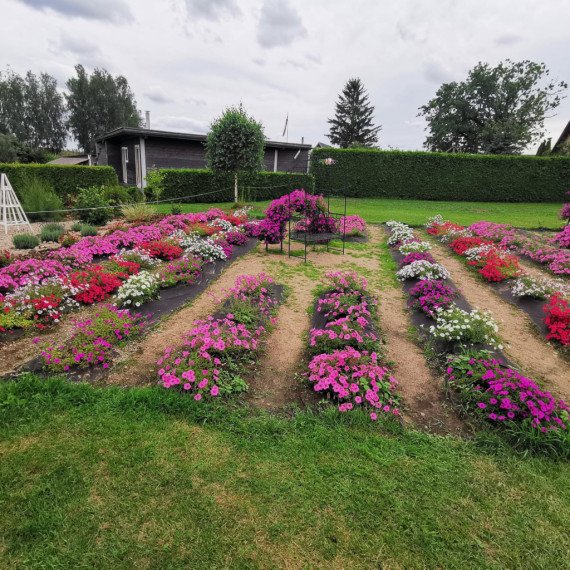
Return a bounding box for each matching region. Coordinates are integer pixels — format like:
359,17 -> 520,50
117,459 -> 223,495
427,235 -> 570,401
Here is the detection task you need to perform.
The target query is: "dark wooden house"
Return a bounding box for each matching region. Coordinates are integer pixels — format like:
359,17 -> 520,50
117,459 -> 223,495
94,127 -> 311,188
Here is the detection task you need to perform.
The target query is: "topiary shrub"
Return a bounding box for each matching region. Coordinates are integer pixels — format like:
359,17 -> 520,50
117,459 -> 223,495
80,224 -> 99,237
13,233 -> 40,249
76,186 -> 112,226
18,176 -> 63,222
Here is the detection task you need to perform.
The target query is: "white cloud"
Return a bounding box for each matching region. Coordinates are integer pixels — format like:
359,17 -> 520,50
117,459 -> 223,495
257,0 -> 307,48
145,86 -> 175,104
184,0 -> 240,21
14,0 -> 133,23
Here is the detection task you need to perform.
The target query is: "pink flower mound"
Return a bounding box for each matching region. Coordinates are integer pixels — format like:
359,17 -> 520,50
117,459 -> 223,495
558,203 -> 570,221
0,259 -> 68,293
259,189 -> 328,243
337,215 -> 367,236
468,221 -> 514,242
552,225 -> 570,249
308,347 -> 399,415
450,358 -> 568,432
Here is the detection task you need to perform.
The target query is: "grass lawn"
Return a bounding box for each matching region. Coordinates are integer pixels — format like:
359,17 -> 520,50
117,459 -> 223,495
1,376 -> 568,569
156,198 -> 564,229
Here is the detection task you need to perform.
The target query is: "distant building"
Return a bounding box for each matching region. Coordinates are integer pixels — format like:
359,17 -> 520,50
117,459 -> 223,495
552,120 -> 570,153
94,127 -> 311,188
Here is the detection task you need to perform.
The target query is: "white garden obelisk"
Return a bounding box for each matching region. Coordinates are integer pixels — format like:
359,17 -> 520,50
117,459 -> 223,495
1,173 -> 32,233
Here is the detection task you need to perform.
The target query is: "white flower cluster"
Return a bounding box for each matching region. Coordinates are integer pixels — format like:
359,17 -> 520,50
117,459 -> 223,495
399,241 -> 432,254
438,227 -> 470,243
209,218 -> 234,231
233,206 -> 253,217
116,270 -> 160,308
179,234 -> 228,262
114,248 -> 161,268
510,275 -> 570,300
427,307 -> 502,349
396,260 -> 450,281
426,214 -> 444,228
464,244 -> 496,262
386,221 -> 415,246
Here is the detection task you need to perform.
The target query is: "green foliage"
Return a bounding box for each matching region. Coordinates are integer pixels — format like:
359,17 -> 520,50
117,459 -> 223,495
419,60 -> 568,154
206,103 -> 265,202
12,233 -> 39,249
327,78 -> 381,148
161,170 -> 314,202
310,147 -> 570,202
0,310 -> 32,330
0,67 -> 66,153
0,163 -> 117,200
18,176 -> 63,221
206,104 -> 265,175
536,138 -> 552,156
40,223 -> 64,242
170,202 -> 182,215
102,185 -> 131,205
144,166 -> 165,202
71,222 -> 83,231
0,133 -> 17,162
65,64 -> 141,152
76,186 -> 112,225
80,224 -> 98,237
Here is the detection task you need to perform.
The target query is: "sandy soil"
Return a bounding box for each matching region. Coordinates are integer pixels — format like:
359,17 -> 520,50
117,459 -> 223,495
427,235 -> 570,402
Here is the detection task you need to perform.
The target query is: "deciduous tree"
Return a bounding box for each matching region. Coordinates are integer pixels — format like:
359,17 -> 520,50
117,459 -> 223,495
205,104 -> 265,204
419,60 -> 567,155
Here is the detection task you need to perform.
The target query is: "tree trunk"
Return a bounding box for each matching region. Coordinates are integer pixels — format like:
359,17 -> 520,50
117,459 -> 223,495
234,172 -> 238,204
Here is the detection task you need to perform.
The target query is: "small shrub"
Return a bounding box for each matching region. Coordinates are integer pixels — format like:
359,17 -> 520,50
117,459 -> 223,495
71,222 -> 83,231
76,186 -> 112,226
40,223 -> 65,243
102,185 -> 131,205
18,176 -> 63,222
170,203 -> 183,215
80,224 -> 99,237
121,203 -> 156,222
12,233 -> 40,249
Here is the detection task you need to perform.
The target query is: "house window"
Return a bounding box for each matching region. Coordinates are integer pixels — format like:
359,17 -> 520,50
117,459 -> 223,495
121,147 -> 129,184
134,145 -> 141,188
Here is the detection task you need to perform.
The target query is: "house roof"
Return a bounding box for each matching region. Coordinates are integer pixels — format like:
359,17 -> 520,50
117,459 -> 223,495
48,156 -> 90,165
94,126 -> 312,150
552,120 -> 570,152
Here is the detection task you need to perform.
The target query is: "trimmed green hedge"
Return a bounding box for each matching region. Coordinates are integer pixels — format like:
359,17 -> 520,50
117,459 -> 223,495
0,163 -> 118,200
310,148 -> 570,202
161,170 -> 314,202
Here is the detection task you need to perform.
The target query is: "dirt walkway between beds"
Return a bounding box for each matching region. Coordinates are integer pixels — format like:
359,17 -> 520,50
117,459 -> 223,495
427,236 -> 570,402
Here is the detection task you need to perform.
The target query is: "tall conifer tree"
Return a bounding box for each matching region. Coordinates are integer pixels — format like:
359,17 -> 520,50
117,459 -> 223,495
327,78 -> 381,148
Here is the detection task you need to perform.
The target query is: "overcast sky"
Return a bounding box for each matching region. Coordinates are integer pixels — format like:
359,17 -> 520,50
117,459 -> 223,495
2,0 -> 570,152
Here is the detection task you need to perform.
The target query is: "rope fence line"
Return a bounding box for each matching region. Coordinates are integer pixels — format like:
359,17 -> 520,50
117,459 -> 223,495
20,181 -> 321,215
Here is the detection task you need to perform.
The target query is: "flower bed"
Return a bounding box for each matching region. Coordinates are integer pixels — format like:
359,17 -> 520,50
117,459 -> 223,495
38,305 -> 147,373
386,219 -> 568,455
447,352 -> 569,455
305,271 -> 399,420
158,273 -> 280,400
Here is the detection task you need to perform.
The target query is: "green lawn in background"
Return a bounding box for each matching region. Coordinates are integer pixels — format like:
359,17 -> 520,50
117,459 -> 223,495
1,376 -> 568,569
156,198 -> 563,229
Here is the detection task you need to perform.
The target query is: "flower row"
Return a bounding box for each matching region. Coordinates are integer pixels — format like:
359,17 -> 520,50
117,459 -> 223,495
306,270 -> 399,420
